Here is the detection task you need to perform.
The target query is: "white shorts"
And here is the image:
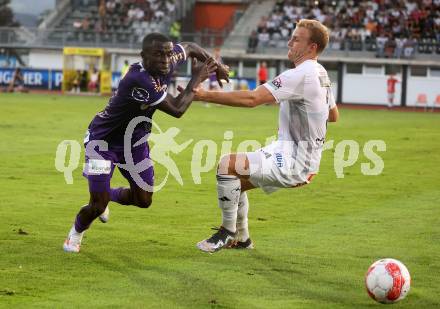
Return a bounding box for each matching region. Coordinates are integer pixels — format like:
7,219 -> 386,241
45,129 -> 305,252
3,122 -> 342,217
388,93 -> 395,101
246,145 -> 315,194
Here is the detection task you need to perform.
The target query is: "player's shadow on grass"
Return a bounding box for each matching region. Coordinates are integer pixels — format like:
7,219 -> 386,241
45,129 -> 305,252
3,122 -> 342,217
85,251 -> 255,309
246,250 -> 374,307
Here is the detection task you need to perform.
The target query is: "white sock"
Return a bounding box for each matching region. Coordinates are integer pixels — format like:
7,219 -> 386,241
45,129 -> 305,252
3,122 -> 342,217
217,175 -> 241,233
237,192 -> 250,242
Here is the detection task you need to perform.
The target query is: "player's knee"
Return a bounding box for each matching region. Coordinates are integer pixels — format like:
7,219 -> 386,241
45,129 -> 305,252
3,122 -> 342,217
136,194 -> 152,208
217,154 -> 234,175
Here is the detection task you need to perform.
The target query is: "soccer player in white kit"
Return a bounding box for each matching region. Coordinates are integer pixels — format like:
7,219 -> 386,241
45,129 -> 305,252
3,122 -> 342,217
193,19 -> 340,253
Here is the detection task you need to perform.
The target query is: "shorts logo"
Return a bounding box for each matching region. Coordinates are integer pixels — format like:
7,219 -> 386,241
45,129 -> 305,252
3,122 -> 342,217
271,77 -> 282,89
132,87 -> 150,102
231,187 -> 240,193
316,137 -> 325,144
87,159 -> 112,175
275,153 -> 283,168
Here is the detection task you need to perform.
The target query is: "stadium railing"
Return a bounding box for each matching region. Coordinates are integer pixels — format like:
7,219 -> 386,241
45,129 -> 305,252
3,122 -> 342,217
0,27 -> 238,50
1,27 -> 439,61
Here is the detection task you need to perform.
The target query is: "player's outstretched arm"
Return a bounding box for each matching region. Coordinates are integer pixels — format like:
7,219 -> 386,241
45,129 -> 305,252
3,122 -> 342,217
180,42 -> 212,63
193,85 -> 277,108
180,42 -> 229,87
157,58 -> 217,118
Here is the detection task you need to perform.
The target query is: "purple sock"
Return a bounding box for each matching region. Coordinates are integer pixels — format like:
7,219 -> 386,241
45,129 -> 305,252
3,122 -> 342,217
74,213 -> 90,233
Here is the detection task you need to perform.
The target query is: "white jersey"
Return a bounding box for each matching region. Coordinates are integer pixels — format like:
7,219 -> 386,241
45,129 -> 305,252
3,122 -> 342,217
263,59 -> 336,177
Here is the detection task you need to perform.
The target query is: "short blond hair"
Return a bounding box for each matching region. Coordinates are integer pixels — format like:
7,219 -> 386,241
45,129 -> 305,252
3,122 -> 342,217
296,19 -> 329,54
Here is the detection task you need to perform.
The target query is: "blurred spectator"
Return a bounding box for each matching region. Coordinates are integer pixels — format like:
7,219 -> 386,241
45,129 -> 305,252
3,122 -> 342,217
394,36 -> 405,58
135,8 -> 145,21
365,19 -> 377,36
253,0 -> 440,58
258,61 -> 268,85
121,60 -> 130,78
106,0 -> 116,14
387,74 -> 399,108
258,28 -> 270,48
403,37 -> 417,59
71,70 -> 81,93
127,6 -> 137,22
169,21 -> 181,42
330,27 -> 345,50
98,1 -> 106,20
98,0 -> 107,32
73,20 -> 82,30
247,30 -> 258,53
7,68 -> 26,93
81,17 -> 90,31
80,70 -> 88,92
88,68 -> 99,93
384,35 -> 396,58
376,33 -> 388,58
59,0 -> 180,48
166,0 -> 176,13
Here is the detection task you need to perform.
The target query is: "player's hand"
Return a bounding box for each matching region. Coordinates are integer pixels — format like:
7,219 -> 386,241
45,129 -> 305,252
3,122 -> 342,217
215,63 -> 230,88
192,84 -> 205,101
191,57 -> 217,84
176,84 -> 204,100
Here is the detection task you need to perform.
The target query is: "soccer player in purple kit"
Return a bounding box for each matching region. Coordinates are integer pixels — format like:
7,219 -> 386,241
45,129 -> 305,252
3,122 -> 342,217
63,33 -> 228,253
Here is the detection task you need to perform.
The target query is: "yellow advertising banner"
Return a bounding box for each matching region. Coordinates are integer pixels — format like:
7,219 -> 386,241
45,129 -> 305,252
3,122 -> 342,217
63,47 -> 105,56
100,70 -> 112,94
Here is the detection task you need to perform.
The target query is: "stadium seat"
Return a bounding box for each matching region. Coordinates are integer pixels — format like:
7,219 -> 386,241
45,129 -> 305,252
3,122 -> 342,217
41,0 -> 177,47
415,93 -> 428,111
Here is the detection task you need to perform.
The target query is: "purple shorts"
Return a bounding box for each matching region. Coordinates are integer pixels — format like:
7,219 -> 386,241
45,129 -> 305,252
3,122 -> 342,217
83,141 -> 154,193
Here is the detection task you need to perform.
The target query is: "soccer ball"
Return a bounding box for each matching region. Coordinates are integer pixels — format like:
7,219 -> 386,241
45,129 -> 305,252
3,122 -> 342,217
365,258 -> 411,304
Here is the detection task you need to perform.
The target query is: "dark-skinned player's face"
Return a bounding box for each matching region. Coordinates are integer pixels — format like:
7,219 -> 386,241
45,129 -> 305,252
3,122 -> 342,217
141,41 -> 174,76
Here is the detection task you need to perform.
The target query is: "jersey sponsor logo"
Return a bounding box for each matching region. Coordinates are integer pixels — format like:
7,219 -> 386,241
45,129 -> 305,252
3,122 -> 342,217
271,77 -> 282,89
275,153 -> 283,167
153,83 -> 168,93
170,52 -> 184,63
87,159 -> 112,175
319,75 -> 331,88
150,76 -> 168,93
132,87 -> 150,102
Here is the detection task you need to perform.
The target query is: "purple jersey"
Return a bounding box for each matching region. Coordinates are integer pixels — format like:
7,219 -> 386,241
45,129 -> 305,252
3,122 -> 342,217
87,43 -> 187,149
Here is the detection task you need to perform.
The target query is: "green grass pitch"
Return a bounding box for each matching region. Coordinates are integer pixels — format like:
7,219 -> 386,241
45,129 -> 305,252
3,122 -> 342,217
0,93 -> 439,308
